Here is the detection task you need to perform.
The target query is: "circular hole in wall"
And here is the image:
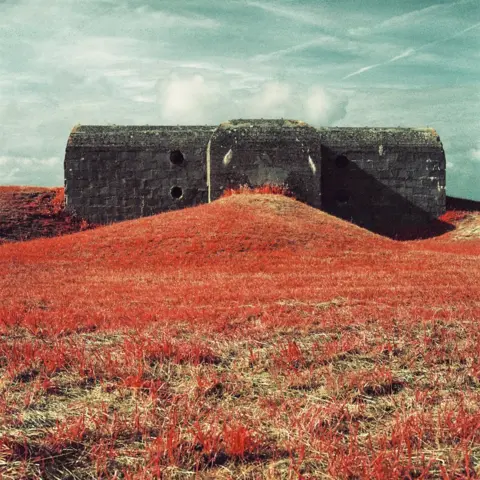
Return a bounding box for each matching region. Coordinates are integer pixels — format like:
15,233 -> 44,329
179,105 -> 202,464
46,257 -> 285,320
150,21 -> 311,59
335,155 -> 349,168
170,186 -> 183,199
335,190 -> 350,204
170,150 -> 184,165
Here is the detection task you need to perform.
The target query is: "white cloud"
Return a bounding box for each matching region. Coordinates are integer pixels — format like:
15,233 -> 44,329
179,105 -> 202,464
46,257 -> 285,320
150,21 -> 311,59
250,83 -> 349,126
304,87 -> 348,126
0,156 -> 62,186
157,74 -> 220,123
155,75 -> 349,126
247,82 -> 291,114
470,148 -> 480,163
446,161 -> 455,170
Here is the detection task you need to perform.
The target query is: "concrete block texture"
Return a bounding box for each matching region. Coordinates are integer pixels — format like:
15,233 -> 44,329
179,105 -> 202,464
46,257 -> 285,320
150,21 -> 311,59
207,119 -> 322,207
317,127 -> 446,235
64,121 -> 446,235
65,125 -> 215,223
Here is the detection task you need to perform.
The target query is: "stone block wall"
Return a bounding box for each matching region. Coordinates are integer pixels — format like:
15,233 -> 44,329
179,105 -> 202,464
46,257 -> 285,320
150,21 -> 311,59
65,125 -> 214,223
318,127 -> 446,235
207,119 -> 322,207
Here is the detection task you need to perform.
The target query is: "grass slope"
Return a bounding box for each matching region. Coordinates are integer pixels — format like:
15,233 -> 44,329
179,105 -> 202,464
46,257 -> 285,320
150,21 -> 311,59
0,192 -> 479,479
0,187 -> 90,244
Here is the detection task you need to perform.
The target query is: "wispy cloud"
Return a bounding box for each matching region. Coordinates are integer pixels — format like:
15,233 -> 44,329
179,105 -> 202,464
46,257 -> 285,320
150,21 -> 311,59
0,156 -> 62,186
245,1 -> 334,28
342,21 -> 480,80
250,35 -> 410,64
130,6 -> 220,29
349,0 -> 472,35
366,3 -> 445,31
251,37 -> 339,62
435,20 -> 480,41
470,147 -> 480,163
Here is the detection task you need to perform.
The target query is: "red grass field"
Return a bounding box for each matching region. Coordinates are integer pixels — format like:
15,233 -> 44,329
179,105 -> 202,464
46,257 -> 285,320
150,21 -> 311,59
0,187 -> 91,244
0,188 -> 479,479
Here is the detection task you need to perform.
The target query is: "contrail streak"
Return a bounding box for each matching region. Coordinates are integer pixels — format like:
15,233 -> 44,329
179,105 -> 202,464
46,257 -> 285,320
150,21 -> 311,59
342,21 -> 480,80
342,63 -> 381,80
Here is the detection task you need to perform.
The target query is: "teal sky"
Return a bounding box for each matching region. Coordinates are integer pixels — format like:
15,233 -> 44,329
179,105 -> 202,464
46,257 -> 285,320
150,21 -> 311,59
0,0 -> 479,200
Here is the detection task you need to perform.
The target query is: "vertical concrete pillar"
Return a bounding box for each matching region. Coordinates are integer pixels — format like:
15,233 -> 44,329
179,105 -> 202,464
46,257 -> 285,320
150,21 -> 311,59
207,119 -> 322,207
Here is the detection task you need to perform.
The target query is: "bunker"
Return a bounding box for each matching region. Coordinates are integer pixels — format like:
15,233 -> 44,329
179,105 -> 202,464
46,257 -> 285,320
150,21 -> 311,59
64,119 -> 446,235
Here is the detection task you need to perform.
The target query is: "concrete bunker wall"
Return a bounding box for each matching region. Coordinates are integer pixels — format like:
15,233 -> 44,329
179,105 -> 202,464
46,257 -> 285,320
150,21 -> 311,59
64,121 -> 446,234
65,125 -> 214,223
318,127 -> 446,235
207,119 -> 322,207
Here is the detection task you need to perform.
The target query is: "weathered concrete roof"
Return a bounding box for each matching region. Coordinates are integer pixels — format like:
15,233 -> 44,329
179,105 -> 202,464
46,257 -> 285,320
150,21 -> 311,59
216,118 -> 311,130
316,127 -> 442,147
67,122 -> 443,149
67,125 -> 216,148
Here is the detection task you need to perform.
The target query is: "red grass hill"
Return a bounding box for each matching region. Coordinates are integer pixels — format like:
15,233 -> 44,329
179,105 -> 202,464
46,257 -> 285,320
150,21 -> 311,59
0,191 -> 479,478
0,186 -> 90,244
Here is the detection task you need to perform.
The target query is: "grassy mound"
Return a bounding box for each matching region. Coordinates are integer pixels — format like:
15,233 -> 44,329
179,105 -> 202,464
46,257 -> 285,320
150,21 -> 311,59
0,192 -> 479,478
0,187 -> 92,244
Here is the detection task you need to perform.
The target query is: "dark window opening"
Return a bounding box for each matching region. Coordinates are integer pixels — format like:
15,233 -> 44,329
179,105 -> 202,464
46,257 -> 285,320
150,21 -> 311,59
335,155 -> 349,168
336,190 -> 350,204
170,150 -> 184,165
170,186 -> 183,199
